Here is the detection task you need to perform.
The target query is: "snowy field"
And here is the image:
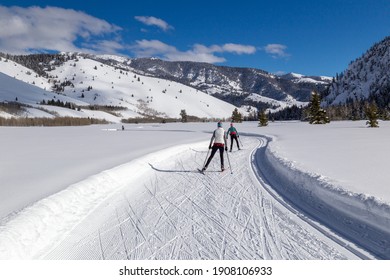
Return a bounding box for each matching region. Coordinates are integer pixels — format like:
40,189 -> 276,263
0,120 -> 389,260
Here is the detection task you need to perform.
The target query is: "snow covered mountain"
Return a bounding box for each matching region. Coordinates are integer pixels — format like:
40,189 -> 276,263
0,52 -> 332,122
324,36 -> 390,106
280,72 -> 332,85
0,72 -> 125,122
0,53 -> 240,122
115,57 -> 330,109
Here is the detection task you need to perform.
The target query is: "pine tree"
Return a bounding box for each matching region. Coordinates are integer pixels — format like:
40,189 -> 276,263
258,110 -> 268,127
231,108 -> 243,123
307,91 -> 330,124
365,102 -> 379,127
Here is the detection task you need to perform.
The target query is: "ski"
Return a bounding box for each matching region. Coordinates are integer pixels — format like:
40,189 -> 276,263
197,168 -> 230,174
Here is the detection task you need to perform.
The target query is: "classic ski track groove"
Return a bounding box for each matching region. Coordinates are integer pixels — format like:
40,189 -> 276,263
45,136 -> 365,260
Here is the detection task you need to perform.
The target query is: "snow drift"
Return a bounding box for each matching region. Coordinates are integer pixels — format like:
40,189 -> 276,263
255,135 -> 390,259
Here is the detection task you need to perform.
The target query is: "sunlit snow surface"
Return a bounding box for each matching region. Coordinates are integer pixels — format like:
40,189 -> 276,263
0,121 -> 389,259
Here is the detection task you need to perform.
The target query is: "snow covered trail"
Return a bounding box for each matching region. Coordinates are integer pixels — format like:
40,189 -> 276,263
253,135 -> 390,260
43,136 -> 360,260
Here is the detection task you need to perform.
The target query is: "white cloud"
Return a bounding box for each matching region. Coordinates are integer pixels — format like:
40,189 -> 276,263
222,43 -> 256,54
129,40 -> 178,57
264,44 -> 290,59
0,5 -> 257,64
0,6 -> 123,54
129,40 -> 256,63
134,16 -> 173,32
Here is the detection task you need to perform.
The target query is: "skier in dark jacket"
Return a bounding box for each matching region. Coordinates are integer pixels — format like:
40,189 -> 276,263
202,121 -> 227,172
226,123 -> 240,152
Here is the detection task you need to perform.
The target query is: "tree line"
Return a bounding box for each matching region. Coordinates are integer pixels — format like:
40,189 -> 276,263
0,117 -> 108,126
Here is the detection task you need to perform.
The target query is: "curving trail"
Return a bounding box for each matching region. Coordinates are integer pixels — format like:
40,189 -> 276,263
45,136 -> 364,260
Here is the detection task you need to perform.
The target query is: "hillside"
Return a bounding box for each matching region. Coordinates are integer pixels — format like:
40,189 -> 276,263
108,57 -> 329,110
0,52 -> 335,122
0,54 -> 241,122
324,36 -> 390,107
0,72 -> 123,122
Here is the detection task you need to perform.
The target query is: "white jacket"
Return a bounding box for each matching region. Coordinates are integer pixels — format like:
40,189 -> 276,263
210,127 -> 226,146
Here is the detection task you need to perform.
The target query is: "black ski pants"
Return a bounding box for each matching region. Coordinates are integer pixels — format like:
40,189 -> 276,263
205,146 -> 224,169
230,134 -> 240,151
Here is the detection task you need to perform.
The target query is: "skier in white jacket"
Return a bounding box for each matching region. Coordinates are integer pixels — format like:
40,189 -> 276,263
202,121 -> 227,172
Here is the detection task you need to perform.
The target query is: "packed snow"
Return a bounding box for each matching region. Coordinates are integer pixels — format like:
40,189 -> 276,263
0,121 -> 389,260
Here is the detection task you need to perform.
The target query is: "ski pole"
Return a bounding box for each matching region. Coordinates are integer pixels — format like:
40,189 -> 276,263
202,147 -> 211,169
238,136 -> 244,148
225,148 -> 233,174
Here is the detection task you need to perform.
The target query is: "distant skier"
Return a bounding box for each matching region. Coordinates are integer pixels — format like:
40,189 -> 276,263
226,123 -> 240,152
202,121 -> 227,172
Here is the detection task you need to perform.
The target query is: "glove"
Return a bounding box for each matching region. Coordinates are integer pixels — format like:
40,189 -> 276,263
238,135 -> 240,138
209,145 -> 212,149
225,147 -> 228,151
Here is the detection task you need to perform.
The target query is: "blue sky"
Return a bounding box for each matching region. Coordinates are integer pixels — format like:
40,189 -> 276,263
0,0 -> 389,76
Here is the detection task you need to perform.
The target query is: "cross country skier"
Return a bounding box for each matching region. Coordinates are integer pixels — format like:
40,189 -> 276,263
226,123 -> 240,152
202,121 -> 227,172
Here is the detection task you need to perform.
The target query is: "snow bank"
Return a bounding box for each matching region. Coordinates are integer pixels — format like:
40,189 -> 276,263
0,141 -> 205,259
257,136 -> 390,259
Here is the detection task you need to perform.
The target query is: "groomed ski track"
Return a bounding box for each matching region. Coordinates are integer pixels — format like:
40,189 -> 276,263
42,135 -> 373,260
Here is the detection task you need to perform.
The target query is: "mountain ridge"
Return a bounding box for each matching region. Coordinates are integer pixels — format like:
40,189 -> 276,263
1,52 -> 330,122
325,36 -> 390,107
0,54 -> 239,121
116,56 -> 329,107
